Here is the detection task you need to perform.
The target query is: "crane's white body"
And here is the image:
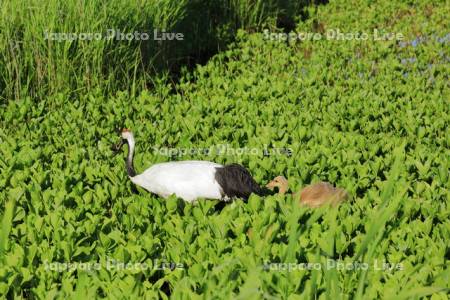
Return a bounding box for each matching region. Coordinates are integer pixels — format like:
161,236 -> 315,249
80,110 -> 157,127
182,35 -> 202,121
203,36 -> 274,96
118,130 -> 261,202
130,160 -> 224,202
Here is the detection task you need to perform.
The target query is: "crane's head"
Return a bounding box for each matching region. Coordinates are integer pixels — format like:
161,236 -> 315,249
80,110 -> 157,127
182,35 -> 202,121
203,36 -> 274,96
121,128 -> 134,140
112,128 -> 134,155
266,176 -> 289,194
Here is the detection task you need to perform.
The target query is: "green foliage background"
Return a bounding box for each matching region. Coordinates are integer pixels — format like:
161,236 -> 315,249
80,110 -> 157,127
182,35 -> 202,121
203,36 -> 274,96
0,0 -> 304,101
0,0 -> 449,298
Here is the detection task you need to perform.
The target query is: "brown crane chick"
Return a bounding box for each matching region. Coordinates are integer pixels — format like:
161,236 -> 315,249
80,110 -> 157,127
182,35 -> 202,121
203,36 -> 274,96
265,176 -> 348,208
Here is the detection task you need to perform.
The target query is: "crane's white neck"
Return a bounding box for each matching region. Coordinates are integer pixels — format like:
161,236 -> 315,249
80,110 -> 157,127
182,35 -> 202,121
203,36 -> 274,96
124,134 -> 136,177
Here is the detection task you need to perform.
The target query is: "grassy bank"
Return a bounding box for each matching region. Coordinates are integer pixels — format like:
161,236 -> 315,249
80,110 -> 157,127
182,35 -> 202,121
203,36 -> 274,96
0,0 -> 305,102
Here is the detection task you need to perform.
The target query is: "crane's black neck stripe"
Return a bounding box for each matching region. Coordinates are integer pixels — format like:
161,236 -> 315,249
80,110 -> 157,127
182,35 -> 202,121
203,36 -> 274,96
214,163 -> 270,200
125,140 -> 136,177
126,155 -> 136,177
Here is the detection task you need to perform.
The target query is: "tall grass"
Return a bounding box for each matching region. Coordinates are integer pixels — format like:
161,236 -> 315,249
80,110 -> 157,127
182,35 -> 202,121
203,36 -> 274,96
0,0 -> 188,101
354,146 -> 407,299
0,0 -> 306,102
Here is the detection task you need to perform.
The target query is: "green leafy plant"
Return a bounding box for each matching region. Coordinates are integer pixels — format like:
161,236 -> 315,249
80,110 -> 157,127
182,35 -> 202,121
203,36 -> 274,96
0,0 -> 449,298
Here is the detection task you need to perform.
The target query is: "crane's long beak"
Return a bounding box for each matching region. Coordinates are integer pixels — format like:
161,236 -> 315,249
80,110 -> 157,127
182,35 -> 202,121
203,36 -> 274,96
111,139 -> 124,156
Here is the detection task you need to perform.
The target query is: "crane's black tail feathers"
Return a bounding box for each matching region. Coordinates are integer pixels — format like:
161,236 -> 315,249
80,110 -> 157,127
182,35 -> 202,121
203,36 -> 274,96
215,163 -> 273,200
